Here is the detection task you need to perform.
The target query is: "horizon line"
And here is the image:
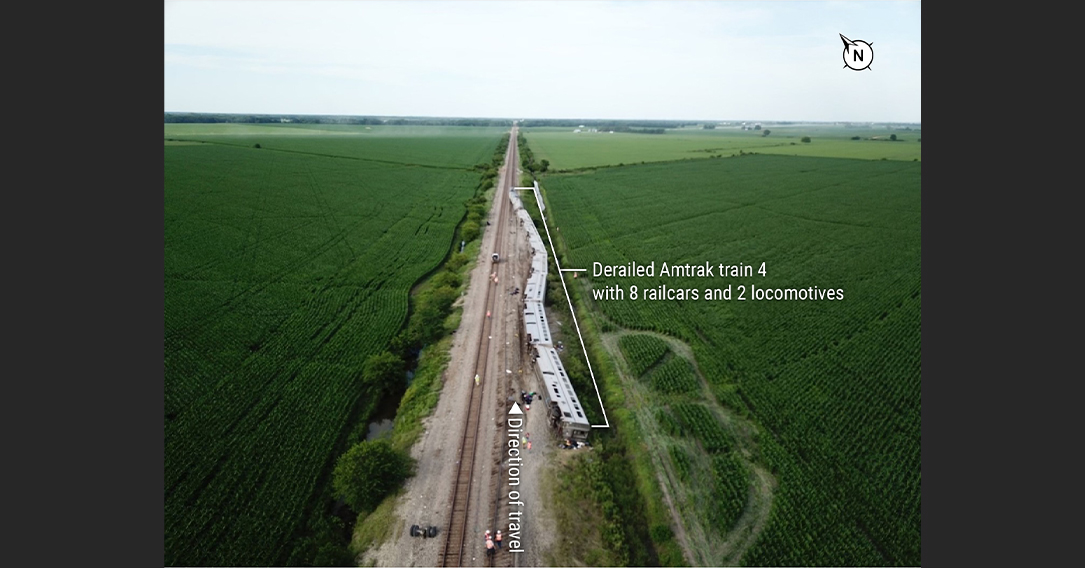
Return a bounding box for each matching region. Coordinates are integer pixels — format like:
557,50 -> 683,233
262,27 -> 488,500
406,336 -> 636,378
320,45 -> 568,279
164,111 -> 921,125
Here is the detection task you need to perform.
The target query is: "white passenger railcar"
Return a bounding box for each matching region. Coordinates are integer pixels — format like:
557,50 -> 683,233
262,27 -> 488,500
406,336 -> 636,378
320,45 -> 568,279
509,187 -> 592,443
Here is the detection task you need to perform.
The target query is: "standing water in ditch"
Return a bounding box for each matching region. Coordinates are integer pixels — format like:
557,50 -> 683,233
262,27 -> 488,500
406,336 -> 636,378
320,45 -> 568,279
364,367 -> 416,441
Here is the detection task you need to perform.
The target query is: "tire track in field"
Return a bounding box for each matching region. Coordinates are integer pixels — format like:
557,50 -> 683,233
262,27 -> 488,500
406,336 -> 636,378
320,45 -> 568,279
239,163 -> 272,298
599,327 -> 777,566
306,162 -> 358,260
171,173 -> 449,338
552,159 -> 917,253
175,192 -> 447,367
164,205 -> 382,346
177,138 -> 477,171
167,271 -> 388,510
564,201 -> 746,251
168,211 -> 384,282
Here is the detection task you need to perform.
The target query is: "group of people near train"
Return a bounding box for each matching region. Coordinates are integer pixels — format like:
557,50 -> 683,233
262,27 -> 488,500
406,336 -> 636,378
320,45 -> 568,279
561,438 -> 589,450
484,529 -> 503,558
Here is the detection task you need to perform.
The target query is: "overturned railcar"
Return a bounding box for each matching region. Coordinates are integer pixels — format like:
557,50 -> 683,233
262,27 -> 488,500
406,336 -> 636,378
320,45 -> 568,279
510,186 -> 592,444
533,344 -> 591,442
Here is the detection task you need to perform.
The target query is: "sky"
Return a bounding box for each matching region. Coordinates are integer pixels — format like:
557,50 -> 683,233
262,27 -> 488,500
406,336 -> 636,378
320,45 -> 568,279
164,1 -> 921,123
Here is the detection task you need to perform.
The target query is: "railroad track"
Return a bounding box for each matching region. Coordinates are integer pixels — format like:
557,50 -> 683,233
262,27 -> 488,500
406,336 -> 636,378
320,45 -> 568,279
440,126 -> 519,567
486,177 -> 523,568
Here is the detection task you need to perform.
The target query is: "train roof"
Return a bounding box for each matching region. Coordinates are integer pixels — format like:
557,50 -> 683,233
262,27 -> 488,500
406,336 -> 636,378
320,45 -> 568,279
527,232 -> 546,257
524,272 -> 546,303
517,211 -> 546,249
535,345 -> 590,427
523,299 -> 551,345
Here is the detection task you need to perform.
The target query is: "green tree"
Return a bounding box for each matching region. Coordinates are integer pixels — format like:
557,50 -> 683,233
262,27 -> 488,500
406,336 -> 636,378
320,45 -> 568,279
363,351 -> 404,392
430,269 -> 462,290
461,221 -> 480,243
802,136 -> 811,143
428,285 -> 459,315
890,133 -> 898,141
313,541 -> 355,567
332,440 -> 413,513
447,252 -> 468,271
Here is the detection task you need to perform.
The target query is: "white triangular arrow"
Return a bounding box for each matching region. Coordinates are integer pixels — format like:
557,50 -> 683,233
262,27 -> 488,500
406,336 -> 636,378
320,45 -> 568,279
509,403 -> 523,415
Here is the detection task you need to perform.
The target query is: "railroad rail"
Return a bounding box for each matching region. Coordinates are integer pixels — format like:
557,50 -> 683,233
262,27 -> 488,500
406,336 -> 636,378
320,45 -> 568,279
486,170 -> 523,568
440,126 -> 518,567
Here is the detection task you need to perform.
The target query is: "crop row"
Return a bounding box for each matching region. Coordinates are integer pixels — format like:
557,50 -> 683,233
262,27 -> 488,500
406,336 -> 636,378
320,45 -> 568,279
618,333 -> 669,377
660,438 -> 750,539
543,153 -> 921,564
668,444 -> 691,482
671,403 -> 732,453
742,437 -> 918,566
708,453 -> 749,532
647,355 -> 699,395
164,131 -> 503,565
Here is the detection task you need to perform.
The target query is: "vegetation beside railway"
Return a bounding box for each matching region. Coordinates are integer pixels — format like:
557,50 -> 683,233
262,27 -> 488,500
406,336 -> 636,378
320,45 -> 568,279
521,172 -> 676,566
521,122 -> 920,565
342,133 -> 511,561
164,124 -> 512,566
530,141 -> 920,565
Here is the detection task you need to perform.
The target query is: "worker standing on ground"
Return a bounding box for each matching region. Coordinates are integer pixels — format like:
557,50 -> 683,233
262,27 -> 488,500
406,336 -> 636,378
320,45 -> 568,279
495,530 -> 503,550
485,534 -> 495,559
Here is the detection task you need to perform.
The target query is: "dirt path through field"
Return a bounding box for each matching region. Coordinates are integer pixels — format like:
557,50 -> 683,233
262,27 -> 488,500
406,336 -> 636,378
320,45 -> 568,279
599,327 -> 776,566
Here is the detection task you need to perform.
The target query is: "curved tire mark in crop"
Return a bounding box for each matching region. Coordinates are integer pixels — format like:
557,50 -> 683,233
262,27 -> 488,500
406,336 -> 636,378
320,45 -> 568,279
601,326 -> 776,566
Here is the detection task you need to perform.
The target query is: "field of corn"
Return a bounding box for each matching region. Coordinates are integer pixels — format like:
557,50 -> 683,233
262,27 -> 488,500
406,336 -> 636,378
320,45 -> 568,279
164,124 -> 505,565
537,131 -> 921,566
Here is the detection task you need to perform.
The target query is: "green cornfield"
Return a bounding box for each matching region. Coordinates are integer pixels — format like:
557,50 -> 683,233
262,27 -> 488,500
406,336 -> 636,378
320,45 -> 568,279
164,125 -> 505,565
618,333 -> 670,377
523,124 -> 921,171
543,152 -> 920,565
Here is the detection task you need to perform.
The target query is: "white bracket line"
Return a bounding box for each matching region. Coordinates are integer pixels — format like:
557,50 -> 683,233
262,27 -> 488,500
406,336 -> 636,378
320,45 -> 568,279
530,187 -> 610,428
533,180 -> 545,213
560,268 -> 587,272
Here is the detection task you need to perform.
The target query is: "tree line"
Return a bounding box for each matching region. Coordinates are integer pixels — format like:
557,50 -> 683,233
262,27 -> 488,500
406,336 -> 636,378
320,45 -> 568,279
164,112 -> 514,126
165,113 -> 705,130
519,118 -> 696,129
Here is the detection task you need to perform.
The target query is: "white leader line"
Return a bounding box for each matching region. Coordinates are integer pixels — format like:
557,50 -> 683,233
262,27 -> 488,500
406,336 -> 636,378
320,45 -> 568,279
530,187 -> 609,428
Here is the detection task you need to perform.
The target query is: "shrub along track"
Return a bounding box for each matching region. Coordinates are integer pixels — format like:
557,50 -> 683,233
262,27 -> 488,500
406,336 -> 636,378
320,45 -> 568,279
600,327 -> 777,566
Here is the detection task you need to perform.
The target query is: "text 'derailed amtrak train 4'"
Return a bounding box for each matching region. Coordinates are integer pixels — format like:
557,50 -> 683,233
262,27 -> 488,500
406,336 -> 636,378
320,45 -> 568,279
510,184 -> 591,445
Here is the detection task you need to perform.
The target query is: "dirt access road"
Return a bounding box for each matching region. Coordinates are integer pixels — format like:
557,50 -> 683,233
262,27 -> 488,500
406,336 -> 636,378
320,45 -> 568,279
363,126 -> 557,567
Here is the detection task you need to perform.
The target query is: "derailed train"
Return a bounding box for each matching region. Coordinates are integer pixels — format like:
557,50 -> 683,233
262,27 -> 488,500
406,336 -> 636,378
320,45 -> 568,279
510,185 -> 592,444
